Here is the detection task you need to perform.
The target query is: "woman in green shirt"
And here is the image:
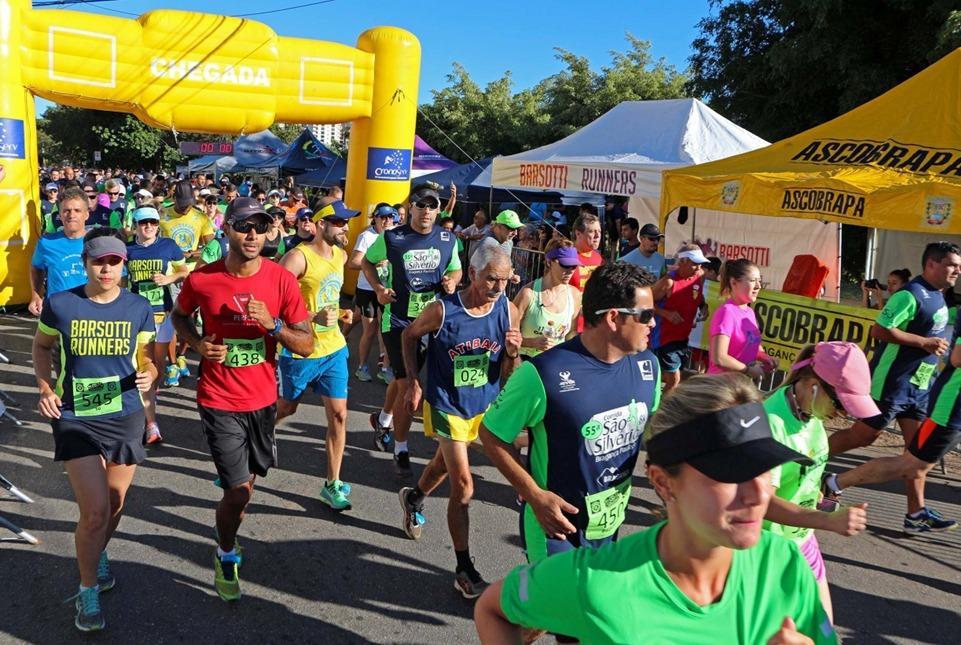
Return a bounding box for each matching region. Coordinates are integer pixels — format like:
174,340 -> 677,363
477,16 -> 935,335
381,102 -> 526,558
762,341 -> 878,624
475,373 -> 836,645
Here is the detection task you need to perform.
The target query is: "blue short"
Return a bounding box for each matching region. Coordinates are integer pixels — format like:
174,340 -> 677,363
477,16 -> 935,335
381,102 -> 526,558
279,346 -> 349,401
862,394 -> 929,430
655,340 -> 690,374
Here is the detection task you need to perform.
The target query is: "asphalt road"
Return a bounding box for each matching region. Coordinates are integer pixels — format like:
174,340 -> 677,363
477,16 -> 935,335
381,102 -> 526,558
0,313 -> 959,644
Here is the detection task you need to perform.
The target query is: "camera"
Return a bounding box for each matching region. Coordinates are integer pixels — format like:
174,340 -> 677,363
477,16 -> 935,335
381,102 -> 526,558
864,278 -> 886,291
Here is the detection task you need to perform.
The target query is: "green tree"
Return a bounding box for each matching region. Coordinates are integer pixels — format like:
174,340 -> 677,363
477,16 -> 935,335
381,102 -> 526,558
417,35 -> 687,163
689,0 -> 961,141
38,105 -> 188,170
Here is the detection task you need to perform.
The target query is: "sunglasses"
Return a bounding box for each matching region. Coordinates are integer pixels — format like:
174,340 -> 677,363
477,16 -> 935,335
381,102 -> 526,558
413,200 -> 440,210
594,307 -> 656,324
137,219 -> 160,226
85,192 -> 97,197
324,218 -> 350,227
92,255 -> 124,266
107,191 -> 121,197
231,219 -> 270,234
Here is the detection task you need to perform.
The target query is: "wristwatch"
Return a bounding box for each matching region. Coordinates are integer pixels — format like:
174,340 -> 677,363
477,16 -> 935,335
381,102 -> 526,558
269,317 -> 283,336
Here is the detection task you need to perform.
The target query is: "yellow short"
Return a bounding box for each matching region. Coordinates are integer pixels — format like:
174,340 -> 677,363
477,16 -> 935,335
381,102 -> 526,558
423,401 -> 484,443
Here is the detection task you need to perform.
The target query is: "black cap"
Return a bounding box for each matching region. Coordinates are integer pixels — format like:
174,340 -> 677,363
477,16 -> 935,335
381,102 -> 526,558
646,402 -> 812,484
409,183 -> 441,205
225,196 -> 269,224
639,223 -> 663,239
173,179 -> 195,210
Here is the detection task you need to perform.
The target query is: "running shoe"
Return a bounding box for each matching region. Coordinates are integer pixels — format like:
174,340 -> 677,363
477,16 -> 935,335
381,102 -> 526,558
454,566 -> 489,599
214,551 -> 242,601
177,355 -> 190,378
320,480 -> 352,511
70,587 -> 104,632
354,366 -> 372,382
96,551 -> 115,592
903,507 -> 958,534
378,367 -> 395,384
145,422 -> 163,445
163,364 -> 180,388
370,412 -> 394,452
818,472 -> 842,512
394,450 -> 412,478
398,486 -> 425,539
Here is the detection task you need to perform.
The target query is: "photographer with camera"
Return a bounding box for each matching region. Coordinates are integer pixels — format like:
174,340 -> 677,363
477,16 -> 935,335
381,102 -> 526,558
861,269 -> 910,309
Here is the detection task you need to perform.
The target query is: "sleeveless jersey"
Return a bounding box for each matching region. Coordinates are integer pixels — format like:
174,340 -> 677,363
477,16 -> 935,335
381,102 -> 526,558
282,244 -> 346,360
870,276 -> 949,402
928,313 -> 961,428
425,292 -> 510,419
519,278 -> 574,357
657,270 -> 704,346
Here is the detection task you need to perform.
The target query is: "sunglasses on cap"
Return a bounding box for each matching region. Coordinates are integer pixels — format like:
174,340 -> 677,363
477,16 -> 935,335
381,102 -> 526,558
373,206 -> 398,219
231,219 -> 270,234
594,307 -> 656,324
413,199 -> 440,210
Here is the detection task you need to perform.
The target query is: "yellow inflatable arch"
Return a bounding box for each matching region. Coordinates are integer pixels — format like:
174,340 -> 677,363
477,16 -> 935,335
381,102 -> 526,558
0,0 -> 421,305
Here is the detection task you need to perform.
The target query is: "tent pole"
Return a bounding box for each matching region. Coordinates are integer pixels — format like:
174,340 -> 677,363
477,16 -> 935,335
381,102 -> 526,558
692,207 -> 697,239
836,223 -> 842,303
864,227 -> 878,285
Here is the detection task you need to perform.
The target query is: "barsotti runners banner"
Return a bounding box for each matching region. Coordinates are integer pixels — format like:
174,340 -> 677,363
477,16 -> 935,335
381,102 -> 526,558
688,281 -> 879,371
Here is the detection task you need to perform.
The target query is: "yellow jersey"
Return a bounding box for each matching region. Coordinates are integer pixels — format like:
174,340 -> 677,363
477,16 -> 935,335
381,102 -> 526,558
160,206 -> 215,257
289,243 -> 346,359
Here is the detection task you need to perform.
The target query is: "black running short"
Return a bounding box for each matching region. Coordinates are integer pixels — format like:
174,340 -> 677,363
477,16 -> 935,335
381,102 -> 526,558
52,410 -> 146,465
199,403 -> 277,488
908,418 -> 961,464
382,328 -> 427,380
353,288 -> 382,319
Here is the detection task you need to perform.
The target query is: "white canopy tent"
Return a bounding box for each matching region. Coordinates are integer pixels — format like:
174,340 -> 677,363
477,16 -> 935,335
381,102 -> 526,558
492,99 -> 841,297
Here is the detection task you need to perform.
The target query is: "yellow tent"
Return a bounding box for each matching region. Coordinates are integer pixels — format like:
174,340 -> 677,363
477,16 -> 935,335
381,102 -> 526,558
660,48 -> 961,235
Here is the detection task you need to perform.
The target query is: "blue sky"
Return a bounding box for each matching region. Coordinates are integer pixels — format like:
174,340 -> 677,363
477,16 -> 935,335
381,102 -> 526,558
34,0 -> 713,113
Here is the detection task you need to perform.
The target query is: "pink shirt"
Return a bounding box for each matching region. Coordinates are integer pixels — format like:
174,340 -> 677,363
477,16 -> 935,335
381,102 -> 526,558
708,299 -> 762,373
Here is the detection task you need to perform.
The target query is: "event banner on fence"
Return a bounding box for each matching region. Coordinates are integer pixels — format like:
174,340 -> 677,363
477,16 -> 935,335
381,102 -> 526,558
688,282 -> 880,370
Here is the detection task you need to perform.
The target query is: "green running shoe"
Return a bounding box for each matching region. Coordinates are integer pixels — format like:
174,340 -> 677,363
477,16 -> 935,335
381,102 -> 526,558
214,552 -> 242,601
320,480 -> 352,511
71,587 -> 105,632
96,551 -> 115,592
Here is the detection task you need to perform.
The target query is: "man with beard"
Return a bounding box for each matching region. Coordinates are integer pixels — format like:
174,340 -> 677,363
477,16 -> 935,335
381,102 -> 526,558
171,197 -> 313,601
276,200 -> 359,511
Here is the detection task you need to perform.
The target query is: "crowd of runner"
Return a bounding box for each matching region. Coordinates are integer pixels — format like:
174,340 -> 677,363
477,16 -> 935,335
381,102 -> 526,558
22,164 -> 961,642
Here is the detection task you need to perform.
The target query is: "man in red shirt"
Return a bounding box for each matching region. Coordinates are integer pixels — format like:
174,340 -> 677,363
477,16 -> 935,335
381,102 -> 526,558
567,213 -> 604,332
171,196 -> 313,602
653,244 -> 711,392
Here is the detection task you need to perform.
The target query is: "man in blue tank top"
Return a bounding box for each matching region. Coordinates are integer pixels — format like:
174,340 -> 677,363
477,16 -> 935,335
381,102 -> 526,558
480,262 -> 660,565
825,241 -> 961,532
397,245 -> 522,600
362,184 -> 462,477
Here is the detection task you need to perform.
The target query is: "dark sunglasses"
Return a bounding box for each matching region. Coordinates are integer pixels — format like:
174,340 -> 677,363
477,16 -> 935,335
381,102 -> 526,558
91,255 -> 124,266
85,192 -> 97,197
413,200 -> 439,210
137,219 -> 160,226
324,218 -> 350,227
594,307 -> 656,324
231,219 -> 270,234
107,191 -> 121,197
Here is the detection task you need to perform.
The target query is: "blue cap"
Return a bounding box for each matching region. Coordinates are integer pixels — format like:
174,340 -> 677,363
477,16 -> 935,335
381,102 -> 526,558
132,206 -> 161,222
372,204 -> 399,222
313,200 -> 360,223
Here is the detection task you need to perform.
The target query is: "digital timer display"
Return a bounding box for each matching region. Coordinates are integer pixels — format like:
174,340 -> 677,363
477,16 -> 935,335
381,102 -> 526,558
179,141 -> 234,155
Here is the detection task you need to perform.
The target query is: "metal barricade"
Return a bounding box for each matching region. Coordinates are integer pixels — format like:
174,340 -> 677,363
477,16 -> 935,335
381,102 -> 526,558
509,246 -> 545,299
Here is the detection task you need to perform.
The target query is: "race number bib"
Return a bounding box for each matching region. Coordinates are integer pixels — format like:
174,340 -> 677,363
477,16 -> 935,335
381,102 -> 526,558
138,280 -> 165,307
224,337 -> 267,368
910,362 -> 936,390
584,479 -> 631,540
453,353 -> 489,388
407,291 -> 435,318
73,375 -> 122,417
